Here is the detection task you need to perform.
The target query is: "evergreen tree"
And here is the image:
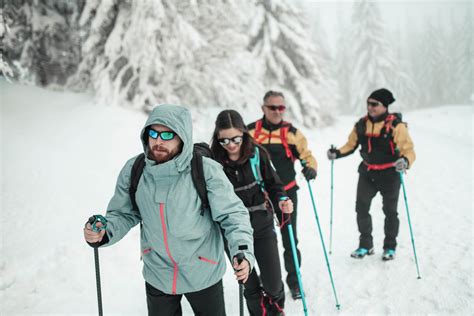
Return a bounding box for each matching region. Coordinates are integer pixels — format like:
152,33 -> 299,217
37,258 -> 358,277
249,0 -> 330,126
334,4 -> 352,112
451,11 -> 472,104
306,8 -> 339,118
166,0 -> 264,111
416,19 -> 450,107
3,0 -> 83,86
346,0 -> 416,114
5,0 -> 334,126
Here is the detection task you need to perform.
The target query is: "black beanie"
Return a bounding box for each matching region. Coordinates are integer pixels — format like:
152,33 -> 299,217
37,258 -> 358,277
368,88 -> 395,107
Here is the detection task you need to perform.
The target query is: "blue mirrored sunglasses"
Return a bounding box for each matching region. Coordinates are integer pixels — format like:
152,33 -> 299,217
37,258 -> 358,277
148,128 -> 176,141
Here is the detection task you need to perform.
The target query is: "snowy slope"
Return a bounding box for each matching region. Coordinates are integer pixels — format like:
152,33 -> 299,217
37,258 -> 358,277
1,82 -> 472,315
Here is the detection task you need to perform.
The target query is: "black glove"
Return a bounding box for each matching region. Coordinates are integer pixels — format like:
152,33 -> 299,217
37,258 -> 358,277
327,147 -> 339,160
302,166 -> 317,180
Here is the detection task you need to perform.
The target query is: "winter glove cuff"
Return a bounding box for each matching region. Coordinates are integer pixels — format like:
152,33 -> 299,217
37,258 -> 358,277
86,230 -> 110,248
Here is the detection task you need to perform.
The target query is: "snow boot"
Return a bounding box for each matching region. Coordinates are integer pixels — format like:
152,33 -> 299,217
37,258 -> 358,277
290,286 -> 302,300
350,247 -> 374,258
382,249 -> 396,261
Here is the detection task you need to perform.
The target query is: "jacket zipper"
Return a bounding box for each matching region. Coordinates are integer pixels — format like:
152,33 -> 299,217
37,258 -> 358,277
159,203 -> 178,294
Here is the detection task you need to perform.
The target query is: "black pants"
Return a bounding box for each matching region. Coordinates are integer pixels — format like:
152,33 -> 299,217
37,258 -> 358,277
244,211 -> 285,315
145,280 -> 225,316
274,188 -> 300,289
355,167 -> 401,250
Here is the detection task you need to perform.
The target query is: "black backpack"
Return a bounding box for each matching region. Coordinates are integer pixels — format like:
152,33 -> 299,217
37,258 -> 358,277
129,142 -> 213,216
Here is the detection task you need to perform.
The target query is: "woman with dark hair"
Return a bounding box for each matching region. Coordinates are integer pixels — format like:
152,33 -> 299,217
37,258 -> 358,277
211,109 -> 293,315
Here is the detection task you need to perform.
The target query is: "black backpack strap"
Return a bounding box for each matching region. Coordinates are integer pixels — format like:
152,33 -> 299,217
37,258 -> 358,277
191,147 -> 211,216
355,116 -> 367,140
129,153 -> 146,213
391,112 -> 403,127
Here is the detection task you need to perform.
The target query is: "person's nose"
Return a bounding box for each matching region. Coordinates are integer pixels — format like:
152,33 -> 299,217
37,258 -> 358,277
152,137 -> 165,145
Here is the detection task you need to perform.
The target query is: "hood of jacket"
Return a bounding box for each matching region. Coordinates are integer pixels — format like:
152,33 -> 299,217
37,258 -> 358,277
140,104 -> 193,173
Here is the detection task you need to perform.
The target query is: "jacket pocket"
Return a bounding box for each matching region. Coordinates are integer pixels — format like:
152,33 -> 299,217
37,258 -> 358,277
198,256 -> 217,265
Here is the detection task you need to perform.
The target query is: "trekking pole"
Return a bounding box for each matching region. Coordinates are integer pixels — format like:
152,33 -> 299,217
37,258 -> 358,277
399,172 -> 422,279
281,197 -> 308,316
88,215 -> 107,316
236,245 -> 248,316
302,161 -> 341,310
329,145 -> 335,255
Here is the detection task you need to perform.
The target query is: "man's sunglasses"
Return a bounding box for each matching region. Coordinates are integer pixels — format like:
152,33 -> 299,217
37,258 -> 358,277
264,104 -> 286,112
148,128 -> 176,141
367,101 -> 381,107
218,136 -> 243,146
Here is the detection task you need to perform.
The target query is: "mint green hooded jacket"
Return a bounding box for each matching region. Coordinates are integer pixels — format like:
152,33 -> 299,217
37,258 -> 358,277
102,104 -> 254,294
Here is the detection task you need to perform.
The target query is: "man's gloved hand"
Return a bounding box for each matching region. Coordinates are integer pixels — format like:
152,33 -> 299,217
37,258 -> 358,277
302,166 -> 317,181
394,157 -> 408,172
327,147 -> 339,160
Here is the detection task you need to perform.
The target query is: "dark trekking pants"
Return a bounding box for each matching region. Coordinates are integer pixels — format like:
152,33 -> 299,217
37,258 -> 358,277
145,280 -> 225,316
244,211 -> 285,315
274,188 -> 300,289
355,167 -> 401,250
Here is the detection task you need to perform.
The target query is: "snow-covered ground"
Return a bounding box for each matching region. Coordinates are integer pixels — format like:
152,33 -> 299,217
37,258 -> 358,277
1,81 -> 472,315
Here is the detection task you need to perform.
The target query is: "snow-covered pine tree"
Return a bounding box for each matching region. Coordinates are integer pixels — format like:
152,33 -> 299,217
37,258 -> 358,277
346,0 -> 415,114
164,0 -> 264,111
304,7 -> 339,119
70,0 -> 175,109
451,11 -> 472,104
334,4 -> 352,113
249,0 -> 331,127
71,0 -> 264,113
390,27 -> 418,111
66,0 -> 118,92
3,0 -> 83,86
413,19 -> 450,107
5,0 -> 333,126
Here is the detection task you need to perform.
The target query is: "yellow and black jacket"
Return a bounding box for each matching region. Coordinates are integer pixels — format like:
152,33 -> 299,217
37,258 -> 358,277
337,112 -> 415,170
248,117 -> 317,191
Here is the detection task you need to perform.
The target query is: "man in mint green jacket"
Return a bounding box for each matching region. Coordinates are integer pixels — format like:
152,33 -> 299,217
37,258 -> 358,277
84,104 -> 255,315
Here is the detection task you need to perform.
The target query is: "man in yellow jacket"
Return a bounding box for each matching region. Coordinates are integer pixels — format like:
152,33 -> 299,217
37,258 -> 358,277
248,90 -> 317,299
327,88 -> 415,261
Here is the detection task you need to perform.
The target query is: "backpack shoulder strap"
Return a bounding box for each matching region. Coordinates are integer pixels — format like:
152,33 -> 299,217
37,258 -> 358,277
254,119 -> 263,143
390,112 -> 403,127
249,146 -> 265,192
384,113 -> 403,134
355,116 -> 368,137
130,153 -> 146,213
191,144 -> 211,216
280,121 -> 295,161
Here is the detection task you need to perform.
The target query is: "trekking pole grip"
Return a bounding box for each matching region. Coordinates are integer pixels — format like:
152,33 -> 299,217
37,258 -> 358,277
88,215 -> 107,233
235,245 -> 247,285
